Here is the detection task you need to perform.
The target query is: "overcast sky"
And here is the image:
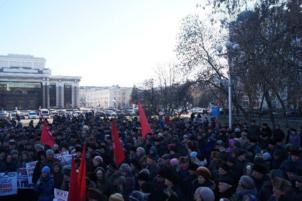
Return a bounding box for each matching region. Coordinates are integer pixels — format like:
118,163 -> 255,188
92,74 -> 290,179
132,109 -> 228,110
0,0 -> 197,87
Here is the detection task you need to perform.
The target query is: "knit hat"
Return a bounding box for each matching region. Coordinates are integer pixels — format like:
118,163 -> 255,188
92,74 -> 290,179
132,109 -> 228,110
93,155 -> 103,163
170,158 -> 179,167
129,191 -> 145,201
46,149 -> 54,156
190,151 -> 198,158
194,187 -> 215,201
196,167 -> 211,181
109,193 -> 124,201
262,152 -> 272,161
119,163 -> 132,173
42,166 -> 50,174
239,175 -> 255,190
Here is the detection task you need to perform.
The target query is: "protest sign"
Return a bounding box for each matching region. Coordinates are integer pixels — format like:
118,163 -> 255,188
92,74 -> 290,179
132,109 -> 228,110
0,172 -> 18,196
25,161 -> 37,184
55,152 -> 73,166
17,168 -> 33,189
54,188 -> 68,201
211,105 -> 220,118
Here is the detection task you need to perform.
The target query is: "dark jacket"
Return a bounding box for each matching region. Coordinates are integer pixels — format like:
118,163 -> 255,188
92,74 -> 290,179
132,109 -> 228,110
34,176 -> 54,201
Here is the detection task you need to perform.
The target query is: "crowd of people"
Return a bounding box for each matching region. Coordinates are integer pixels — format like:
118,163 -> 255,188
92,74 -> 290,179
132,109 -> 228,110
0,112 -> 302,201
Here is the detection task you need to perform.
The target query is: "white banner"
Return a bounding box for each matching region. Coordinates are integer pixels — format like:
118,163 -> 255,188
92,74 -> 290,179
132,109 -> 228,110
0,172 -> 18,196
55,152 -> 73,166
54,188 -> 69,201
25,161 -> 37,184
17,168 -> 33,189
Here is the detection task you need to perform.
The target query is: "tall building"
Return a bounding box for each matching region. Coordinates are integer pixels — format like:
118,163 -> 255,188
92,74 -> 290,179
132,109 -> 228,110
0,54 -> 81,110
79,86 -> 132,108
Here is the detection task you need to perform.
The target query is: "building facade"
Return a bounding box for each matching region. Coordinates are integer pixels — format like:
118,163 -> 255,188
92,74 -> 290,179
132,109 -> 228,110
0,54 -> 81,110
79,86 -> 132,108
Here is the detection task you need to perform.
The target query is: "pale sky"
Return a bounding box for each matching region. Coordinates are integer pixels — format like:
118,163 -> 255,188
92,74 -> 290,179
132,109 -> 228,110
0,0 -> 197,87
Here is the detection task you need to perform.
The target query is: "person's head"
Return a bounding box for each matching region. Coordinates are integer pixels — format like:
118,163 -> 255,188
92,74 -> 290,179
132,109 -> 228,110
10,149 -> 18,160
92,156 -> 103,167
109,193 -> 124,201
218,163 -> 229,176
236,175 -> 255,193
41,166 -> 51,178
87,188 -> 104,201
95,167 -> 104,181
194,187 -> 215,201
46,149 -> 54,160
53,162 -> 61,174
138,169 -> 150,187
6,154 -> 12,163
159,167 -> 178,188
272,177 -> 292,199
252,164 -> 267,180
179,156 -> 189,170
289,148 -> 300,162
237,150 -> 247,161
136,147 -> 145,157
218,177 -> 234,193
128,191 -> 145,201
196,167 -> 211,184
119,163 -> 132,176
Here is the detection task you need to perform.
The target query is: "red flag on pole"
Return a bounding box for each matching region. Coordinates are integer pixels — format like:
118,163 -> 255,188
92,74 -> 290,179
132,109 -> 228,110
68,159 -> 79,201
78,145 -> 86,201
138,102 -> 152,138
40,121 -> 55,147
111,120 -> 125,166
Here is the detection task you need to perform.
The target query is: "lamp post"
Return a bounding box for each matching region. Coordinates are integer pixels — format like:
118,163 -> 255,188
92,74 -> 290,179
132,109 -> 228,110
228,71 -> 232,129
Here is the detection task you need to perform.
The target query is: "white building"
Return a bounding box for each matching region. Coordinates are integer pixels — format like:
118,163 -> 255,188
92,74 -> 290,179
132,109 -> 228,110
79,86 -> 132,108
0,54 -> 81,109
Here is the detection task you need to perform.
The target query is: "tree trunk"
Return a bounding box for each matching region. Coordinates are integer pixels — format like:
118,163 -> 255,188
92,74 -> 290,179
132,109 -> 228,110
274,91 -> 289,128
259,93 -> 265,124
263,89 -> 276,129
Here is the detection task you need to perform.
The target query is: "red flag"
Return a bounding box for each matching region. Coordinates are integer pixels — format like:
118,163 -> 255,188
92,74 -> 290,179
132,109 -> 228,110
40,121 -> 55,147
138,102 -> 152,138
111,120 -> 125,166
68,159 -> 79,201
78,145 -> 86,201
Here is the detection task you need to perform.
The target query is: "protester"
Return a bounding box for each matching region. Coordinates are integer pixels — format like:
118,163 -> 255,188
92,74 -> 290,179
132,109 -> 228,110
0,112 -> 301,201
34,165 -> 54,201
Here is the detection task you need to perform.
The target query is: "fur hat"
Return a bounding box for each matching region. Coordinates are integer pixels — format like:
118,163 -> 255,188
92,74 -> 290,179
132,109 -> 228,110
196,167 -> 211,181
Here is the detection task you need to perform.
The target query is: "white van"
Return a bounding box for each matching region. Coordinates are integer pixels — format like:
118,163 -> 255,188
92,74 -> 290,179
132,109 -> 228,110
40,109 -> 50,119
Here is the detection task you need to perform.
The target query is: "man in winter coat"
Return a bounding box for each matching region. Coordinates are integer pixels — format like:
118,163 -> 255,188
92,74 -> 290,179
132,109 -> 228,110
34,166 -> 54,201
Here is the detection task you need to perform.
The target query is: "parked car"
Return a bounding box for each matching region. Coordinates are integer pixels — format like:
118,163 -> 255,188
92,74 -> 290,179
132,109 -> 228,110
9,111 -> 17,120
40,109 -> 50,119
104,109 -> 117,118
0,111 -> 9,119
28,111 -> 39,119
